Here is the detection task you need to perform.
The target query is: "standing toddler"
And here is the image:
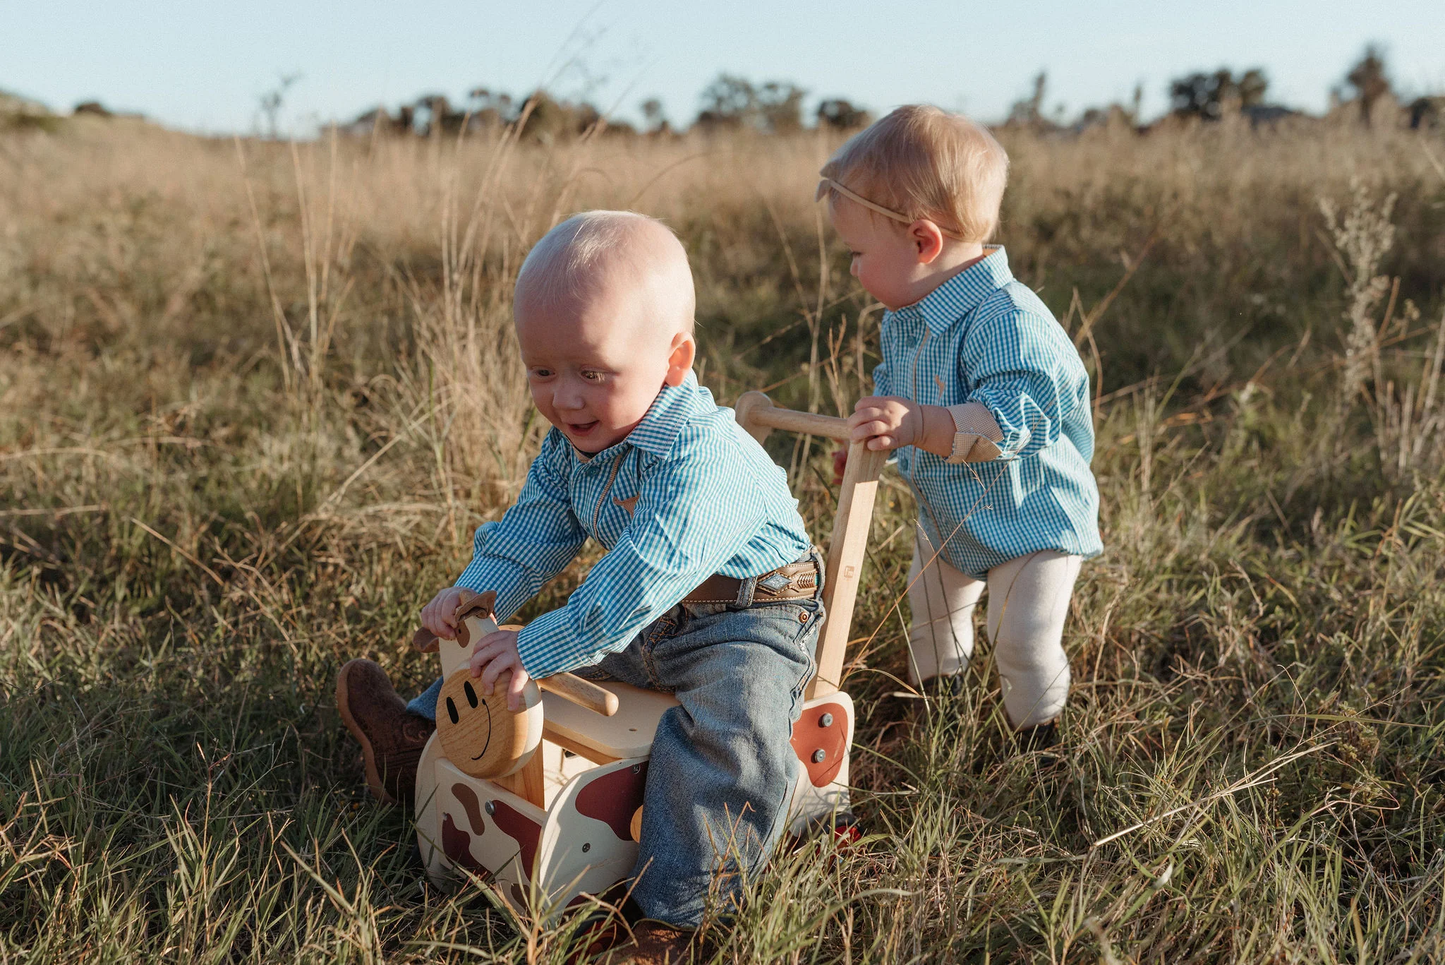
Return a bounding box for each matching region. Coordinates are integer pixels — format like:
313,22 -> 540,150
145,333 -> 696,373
821,106 -> 1101,737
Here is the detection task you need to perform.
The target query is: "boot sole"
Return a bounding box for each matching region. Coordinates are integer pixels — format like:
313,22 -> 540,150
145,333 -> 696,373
335,659 -> 398,805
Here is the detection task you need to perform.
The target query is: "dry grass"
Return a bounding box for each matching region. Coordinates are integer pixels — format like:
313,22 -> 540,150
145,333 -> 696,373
3,114 -> 1445,962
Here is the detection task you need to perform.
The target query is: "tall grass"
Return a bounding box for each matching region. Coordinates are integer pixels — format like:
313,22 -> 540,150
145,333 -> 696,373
2,114 -> 1445,961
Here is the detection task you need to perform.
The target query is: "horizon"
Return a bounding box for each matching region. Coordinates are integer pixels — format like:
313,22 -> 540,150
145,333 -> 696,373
4,1 -> 1444,136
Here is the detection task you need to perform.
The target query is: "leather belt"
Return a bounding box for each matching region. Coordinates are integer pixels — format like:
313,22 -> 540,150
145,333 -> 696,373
679,555 -> 822,605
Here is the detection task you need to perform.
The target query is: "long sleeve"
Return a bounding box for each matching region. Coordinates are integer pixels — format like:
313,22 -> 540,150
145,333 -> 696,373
958,308 -> 1088,462
514,428 -> 768,677
454,442 -> 586,623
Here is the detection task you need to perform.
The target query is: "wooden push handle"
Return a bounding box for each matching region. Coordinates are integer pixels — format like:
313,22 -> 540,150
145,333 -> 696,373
538,673 -> 619,717
734,391 -> 851,442
731,391 -> 886,701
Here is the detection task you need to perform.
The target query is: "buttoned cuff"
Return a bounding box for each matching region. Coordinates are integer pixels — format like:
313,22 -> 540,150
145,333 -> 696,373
944,403 -> 1004,463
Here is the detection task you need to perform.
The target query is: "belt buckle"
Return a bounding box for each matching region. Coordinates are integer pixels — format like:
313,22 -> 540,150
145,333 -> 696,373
757,570 -> 793,596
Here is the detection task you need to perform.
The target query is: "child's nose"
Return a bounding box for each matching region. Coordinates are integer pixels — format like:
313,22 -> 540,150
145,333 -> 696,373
554,386 -> 586,410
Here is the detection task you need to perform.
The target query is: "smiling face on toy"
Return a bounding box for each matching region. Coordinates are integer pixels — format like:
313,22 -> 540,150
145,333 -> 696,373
436,668 -> 542,779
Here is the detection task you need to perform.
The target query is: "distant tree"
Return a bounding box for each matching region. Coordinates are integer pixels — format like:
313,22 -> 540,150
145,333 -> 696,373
1008,71 -> 1049,126
1409,96 -> 1444,130
467,87 -> 515,127
1236,70 -> 1268,108
344,106 -> 392,137
513,91 -> 605,142
757,81 -> 806,134
1345,44 -> 1392,125
1169,68 -> 1267,120
816,98 -> 871,131
695,75 -> 807,134
258,72 -> 302,139
414,93 -> 463,135
695,74 -> 757,131
640,97 -> 669,134
73,101 -> 112,118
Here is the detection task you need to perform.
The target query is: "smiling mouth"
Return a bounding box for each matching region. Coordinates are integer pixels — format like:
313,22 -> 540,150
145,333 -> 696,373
565,421 -> 598,434
469,702 -> 493,761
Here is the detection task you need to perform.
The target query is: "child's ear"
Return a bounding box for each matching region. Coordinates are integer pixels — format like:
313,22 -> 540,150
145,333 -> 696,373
664,332 -> 696,387
910,220 -> 946,264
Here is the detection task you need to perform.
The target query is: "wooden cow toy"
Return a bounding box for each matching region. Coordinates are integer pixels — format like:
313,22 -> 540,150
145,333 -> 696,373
413,392 -> 886,918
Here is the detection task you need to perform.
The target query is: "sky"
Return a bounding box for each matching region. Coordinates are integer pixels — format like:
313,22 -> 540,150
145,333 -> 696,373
4,0 -> 1444,135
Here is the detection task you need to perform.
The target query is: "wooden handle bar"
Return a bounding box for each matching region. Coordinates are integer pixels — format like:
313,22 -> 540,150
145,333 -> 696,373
538,673 -> 619,717
734,391 -> 850,442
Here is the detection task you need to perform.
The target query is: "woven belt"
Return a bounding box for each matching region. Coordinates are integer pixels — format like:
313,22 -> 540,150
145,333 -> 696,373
679,557 -> 821,605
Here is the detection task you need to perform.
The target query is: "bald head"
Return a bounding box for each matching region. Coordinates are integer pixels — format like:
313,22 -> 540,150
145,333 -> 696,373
511,212 -> 699,452
515,211 -> 696,339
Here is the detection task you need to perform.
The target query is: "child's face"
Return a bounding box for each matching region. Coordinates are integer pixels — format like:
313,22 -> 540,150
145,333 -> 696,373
828,197 -> 927,311
515,278 -> 688,453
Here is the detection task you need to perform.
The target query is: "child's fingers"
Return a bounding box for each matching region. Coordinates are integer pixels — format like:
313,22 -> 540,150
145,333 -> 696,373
422,600 -> 457,639
436,607 -> 460,638
479,652 -> 515,696
868,434 -> 897,450
505,668 -> 531,712
468,638 -> 502,675
851,418 -> 897,443
847,405 -> 887,429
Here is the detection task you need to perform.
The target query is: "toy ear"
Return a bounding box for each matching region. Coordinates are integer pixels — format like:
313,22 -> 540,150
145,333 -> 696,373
412,626 -> 440,653
411,590 -> 498,653
454,589 -> 498,624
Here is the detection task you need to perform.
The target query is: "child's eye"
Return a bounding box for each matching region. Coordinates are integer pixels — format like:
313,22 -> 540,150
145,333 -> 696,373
529,368 -> 553,379
581,371 -> 604,382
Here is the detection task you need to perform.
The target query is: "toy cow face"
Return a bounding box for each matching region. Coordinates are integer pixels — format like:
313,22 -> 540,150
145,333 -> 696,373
436,668 -> 542,779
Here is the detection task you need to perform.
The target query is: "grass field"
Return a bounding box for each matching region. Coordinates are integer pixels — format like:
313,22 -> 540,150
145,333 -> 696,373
3,114 -> 1445,962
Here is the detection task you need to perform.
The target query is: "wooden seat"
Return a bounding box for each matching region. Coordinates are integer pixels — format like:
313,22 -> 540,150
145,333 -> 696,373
541,681 -> 678,763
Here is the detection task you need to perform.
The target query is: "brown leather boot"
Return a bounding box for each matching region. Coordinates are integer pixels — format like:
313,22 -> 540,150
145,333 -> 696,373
601,922 -> 697,964
335,659 -> 435,805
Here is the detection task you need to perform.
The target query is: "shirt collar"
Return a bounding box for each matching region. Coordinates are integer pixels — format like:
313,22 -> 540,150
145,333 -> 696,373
904,245 -> 1012,334
573,370 -> 708,461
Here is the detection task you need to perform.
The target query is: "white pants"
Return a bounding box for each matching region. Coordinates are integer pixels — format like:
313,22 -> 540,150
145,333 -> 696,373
906,530 -> 1082,729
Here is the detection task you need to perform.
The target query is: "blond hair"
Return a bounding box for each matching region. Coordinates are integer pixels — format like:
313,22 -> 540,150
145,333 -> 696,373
820,105 -> 1009,244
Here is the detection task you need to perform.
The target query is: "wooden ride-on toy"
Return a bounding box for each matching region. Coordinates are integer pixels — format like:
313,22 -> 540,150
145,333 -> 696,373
413,391 -> 886,917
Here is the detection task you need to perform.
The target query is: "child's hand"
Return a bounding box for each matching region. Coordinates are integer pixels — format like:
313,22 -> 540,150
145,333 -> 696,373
848,395 -> 923,451
468,629 -> 532,712
421,586 -> 469,641
832,447 -> 847,485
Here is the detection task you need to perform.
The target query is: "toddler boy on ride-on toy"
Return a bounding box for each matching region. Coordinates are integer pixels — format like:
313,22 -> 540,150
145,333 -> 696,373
337,210 -> 824,961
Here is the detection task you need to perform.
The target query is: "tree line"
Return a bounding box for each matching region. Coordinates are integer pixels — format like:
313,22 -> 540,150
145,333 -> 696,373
336,45 -> 1438,143
14,42 -> 1439,138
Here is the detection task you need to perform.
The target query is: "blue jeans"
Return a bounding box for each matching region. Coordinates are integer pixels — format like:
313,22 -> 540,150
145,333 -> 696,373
407,559 -> 823,927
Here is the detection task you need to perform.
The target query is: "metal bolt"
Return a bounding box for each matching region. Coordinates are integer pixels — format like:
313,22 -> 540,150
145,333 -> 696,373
632,763 -> 643,774
819,713 -> 834,728
484,801 -> 495,815
582,842 -> 591,853
811,749 -> 826,763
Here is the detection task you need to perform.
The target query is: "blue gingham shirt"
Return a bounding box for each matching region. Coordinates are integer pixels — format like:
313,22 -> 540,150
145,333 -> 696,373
877,246 -> 1102,576
455,372 -> 812,677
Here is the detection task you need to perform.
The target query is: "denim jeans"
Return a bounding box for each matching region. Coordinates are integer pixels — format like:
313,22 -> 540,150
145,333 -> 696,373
407,556 -> 823,927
